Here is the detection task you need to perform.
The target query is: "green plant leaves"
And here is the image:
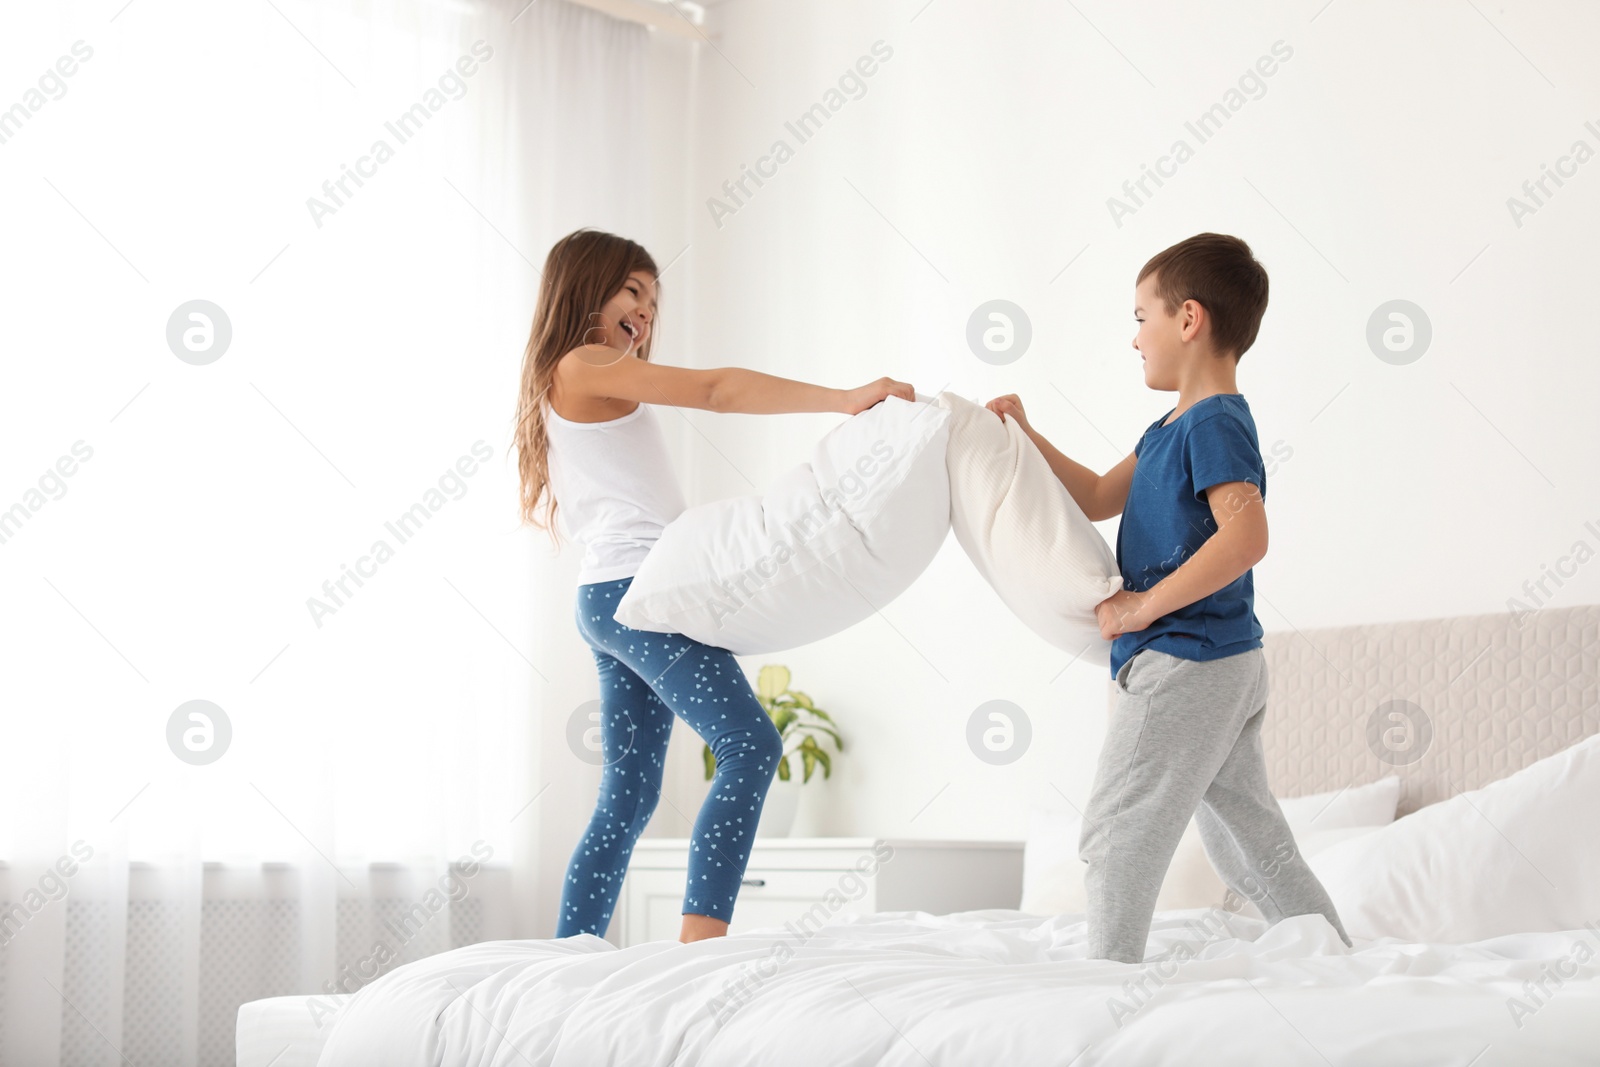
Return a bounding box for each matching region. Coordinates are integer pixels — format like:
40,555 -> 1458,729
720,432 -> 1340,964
757,664 -> 790,703
703,664 -> 842,781
793,722 -> 843,749
771,707 -> 799,736
798,735 -> 832,782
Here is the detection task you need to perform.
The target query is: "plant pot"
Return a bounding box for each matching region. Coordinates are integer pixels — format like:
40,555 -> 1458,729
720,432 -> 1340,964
755,777 -> 802,838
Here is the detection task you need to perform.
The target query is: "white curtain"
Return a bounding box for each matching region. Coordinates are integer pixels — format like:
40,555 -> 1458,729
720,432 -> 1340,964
0,1 -> 680,1063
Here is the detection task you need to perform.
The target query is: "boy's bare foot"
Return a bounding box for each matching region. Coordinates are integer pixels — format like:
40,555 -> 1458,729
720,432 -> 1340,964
679,914 -> 730,943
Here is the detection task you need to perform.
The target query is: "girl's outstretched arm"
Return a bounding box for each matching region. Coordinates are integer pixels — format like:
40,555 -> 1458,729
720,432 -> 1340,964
558,346 -> 913,416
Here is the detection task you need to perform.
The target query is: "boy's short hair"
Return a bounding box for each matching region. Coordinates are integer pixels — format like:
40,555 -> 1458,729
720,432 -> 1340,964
1137,234 -> 1269,361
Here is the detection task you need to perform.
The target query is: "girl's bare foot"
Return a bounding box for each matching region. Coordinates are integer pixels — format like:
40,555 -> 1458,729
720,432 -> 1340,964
679,914 -> 730,943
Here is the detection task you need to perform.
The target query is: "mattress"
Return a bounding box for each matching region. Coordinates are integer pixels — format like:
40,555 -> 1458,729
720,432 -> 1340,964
235,994 -> 349,1067
298,910 -> 1600,1066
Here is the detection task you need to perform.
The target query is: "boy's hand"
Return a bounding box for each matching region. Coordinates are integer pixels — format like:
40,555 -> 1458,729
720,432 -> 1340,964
985,394 -> 1031,433
1095,588 -> 1154,640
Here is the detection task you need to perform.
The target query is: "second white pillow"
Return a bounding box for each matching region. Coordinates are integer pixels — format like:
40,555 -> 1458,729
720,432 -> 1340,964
936,391 -> 1123,667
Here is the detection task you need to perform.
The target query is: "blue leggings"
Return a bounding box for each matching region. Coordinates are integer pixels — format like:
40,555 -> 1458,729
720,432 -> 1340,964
556,576 -> 783,938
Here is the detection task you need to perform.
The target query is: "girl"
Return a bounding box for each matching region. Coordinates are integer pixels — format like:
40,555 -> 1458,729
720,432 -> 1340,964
514,229 -> 913,944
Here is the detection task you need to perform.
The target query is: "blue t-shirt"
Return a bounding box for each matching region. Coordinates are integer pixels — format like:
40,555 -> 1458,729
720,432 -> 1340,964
1109,393 -> 1266,679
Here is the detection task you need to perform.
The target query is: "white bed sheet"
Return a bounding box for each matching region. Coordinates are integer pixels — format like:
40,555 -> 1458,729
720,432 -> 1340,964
309,909 -> 1600,1066
236,993 -> 348,1067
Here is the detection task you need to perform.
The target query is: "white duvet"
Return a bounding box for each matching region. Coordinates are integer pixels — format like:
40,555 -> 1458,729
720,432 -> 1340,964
315,908 -> 1600,1066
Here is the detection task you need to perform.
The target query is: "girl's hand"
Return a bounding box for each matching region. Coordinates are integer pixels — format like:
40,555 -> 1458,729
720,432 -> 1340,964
842,377 -> 915,415
1095,588 -> 1153,640
986,394 -> 1031,432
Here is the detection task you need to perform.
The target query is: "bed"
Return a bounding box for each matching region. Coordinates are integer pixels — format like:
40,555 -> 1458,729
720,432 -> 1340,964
239,603 -> 1600,1066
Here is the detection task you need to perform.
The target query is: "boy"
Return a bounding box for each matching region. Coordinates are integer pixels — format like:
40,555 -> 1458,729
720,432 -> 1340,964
987,233 -> 1351,964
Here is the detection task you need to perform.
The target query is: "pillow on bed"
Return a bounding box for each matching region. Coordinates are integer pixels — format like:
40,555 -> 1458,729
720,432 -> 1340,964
1279,775 -> 1402,831
935,392 -> 1123,667
613,394 -> 950,654
1019,777 -> 1401,916
1313,734 -> 1600,943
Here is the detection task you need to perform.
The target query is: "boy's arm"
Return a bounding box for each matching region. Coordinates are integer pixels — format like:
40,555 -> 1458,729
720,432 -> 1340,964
1024,430 -> 1138,522
989,397 -> 1137,520
1097,480 -> 1267,638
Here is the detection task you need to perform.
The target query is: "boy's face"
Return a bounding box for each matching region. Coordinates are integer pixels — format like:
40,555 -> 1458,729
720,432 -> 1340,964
1132,273 -> 1188,392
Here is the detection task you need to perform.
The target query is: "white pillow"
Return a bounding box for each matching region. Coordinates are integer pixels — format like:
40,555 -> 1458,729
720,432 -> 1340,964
1278,775 -> 1402,832
1314,734 -> 1600,943
1019,777 -> 1400,916
935,391 -> 1122,667
613,394 -> 951,654
1300,825 -> 1384,869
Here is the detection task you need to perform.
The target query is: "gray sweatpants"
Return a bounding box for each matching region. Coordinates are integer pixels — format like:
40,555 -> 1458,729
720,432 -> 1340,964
1079,647 -> 1351,963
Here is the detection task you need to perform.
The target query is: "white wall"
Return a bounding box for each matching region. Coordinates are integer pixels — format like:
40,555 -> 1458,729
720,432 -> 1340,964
627,0 -> 1600,849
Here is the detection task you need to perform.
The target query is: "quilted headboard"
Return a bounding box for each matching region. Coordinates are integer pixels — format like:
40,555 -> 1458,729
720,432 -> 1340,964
1107,603 -> 1600,816
1260,603 -> 1599,815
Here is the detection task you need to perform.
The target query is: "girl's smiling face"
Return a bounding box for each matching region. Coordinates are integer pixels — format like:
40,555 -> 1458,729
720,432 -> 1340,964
590,270 -> 657,354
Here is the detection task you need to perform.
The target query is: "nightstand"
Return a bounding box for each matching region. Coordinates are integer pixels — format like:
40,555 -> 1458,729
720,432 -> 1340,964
615,837 -> 1024,947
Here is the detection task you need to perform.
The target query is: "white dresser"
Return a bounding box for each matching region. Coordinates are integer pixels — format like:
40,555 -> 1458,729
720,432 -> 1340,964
615,837 -> 1024,947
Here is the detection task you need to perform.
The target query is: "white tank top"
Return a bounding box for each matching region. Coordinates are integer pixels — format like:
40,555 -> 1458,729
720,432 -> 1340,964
543,400 -> 688,584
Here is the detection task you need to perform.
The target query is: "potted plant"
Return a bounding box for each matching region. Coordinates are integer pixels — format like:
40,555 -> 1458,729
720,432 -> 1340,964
702,665 -> 843,838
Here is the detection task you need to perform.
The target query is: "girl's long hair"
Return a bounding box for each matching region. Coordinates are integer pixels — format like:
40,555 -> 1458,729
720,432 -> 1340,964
513,229 -> 659,537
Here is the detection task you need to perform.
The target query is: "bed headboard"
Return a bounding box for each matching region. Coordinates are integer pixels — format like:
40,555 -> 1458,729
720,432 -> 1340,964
1106,603 -> 1600,816
1258,603 -> 1600,815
